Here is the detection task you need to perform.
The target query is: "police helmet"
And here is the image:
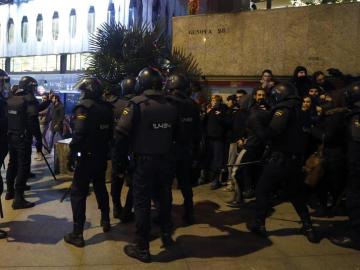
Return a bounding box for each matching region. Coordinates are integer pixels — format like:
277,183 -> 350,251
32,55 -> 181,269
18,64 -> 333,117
0,69 -> 10,94
135,67 -> 163,94
345,81 -> 360,107
271,83 -> 297,103
120,76 -> 136,96
19,76 -> 38,94
75,77 -> 103,100
165,73 -> 190,92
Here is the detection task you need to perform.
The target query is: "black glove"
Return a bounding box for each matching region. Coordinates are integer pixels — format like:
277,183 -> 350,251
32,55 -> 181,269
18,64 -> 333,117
67,152 -> 77,172
35,139 -> 43,153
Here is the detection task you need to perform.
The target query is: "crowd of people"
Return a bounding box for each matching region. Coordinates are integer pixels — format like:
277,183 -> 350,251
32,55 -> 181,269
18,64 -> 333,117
0,65 -> 359,263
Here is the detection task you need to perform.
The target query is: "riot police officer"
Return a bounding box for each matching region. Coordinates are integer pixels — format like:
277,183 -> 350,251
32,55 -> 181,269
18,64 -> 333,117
247,83 -> 318,243
330,82 -> 360,250
165,73 -> 200,225
64,78 -> 113,247
0,69 -> 9,239
6,76 -> 42,209
108,77 -> 136,222
115,67 -> 178,263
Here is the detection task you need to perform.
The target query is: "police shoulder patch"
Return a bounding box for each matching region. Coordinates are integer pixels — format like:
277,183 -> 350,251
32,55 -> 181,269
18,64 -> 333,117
274,110 -> 284,117
76,114 -> 87,120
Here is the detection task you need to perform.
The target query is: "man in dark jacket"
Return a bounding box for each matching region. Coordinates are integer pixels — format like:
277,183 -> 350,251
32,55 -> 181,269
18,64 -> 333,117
6,76 -> 42,209
290,66 -> 312,98
47,94 -> 64,153
115,68 -> 179,263
64,78 -> 113,247
247,83 -> 318,243
166,73 -> 201,225
106,77 -> 136,222
330,82 -> 360,250
204,95 -> 228,190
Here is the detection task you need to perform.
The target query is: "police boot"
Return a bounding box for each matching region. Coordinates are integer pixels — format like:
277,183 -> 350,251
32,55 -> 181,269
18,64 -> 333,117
64,224 -> 85,247
247,219 -> 267,238
120,208 -> 134,224
12,191 -> 35,209
161,232 -> 175,248
124,244 -> 151,263
5,190 -> 14,200
329,231 -> 360,250
209,172 -> 222,190
301,221 -> 319,243
113,204 -> 122,219
101,213 -> 111,233
0,229 -> 7,239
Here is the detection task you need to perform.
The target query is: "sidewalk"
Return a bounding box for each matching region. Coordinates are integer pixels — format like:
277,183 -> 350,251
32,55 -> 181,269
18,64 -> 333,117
0,154 -> 359,269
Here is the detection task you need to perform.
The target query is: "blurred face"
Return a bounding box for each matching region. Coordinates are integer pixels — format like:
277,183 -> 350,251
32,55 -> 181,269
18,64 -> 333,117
255,90 -> 266,103
324,95 -> 333,102
302,97 -> 312,111
226,99 -> 235,108
236,93 -> 245,102
297,70 -> 306,77
262,72 -> 272,83
211,96 -> 220,107
316,74 -> 325,85
308,88 -> 319,97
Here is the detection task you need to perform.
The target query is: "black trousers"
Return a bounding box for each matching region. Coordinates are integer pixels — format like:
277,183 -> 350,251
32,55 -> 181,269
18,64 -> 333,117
347,159 -> 360,233
70,153 -> 110,232
175,158 -> 194,216
6,134 -> 32,192
255,152 -> 310,224
132,157 -> 174,249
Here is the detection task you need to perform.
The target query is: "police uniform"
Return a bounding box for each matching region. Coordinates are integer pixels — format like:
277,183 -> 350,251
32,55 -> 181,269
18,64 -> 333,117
248,83 -> 318,243
167,88 -> 201,224
330,82 -> 360,250
107,85 -> 135,221
0,70 -> 9,239
64,78 -> 113,247
6,76 -> 42,209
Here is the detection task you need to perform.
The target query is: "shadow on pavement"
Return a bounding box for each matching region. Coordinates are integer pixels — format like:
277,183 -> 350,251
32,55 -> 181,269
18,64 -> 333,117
0,214 -> 73,244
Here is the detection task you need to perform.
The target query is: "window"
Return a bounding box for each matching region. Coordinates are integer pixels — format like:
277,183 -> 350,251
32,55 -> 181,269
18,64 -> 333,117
52,12 -> 59,40
0,58 -> 6,70
36,14 -> 43,42
107,2 -> 115,25
7,18 -> 14,44
21,16 -> 28,43
87,6 -> 95,33
69,8 -> 76,38
66,53 -> 90,71
10,55 -> 61,72
128,0 -> 136,27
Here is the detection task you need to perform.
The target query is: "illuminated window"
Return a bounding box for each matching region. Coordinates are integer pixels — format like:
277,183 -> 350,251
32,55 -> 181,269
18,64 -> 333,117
10,55 -> 61,73
21,16 -> 28,43
36,14 -> 43,42
128,0 -> 136,27
69,9 -> 76,38
52,12 -> 59,40
7,18 -> 14,44
67,53 -> 90,71
88,6 -> 95,33
0,58 -> 5,70
107,2 -> 115,25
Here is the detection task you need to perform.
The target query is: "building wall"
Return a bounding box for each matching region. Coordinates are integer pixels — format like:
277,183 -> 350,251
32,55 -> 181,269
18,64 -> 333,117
173,2 -> 360,77
0,0 -> 187,58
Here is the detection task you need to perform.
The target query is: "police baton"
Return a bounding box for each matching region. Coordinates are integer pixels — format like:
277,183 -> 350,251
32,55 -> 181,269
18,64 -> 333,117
226,160 -> 263,167
40,151 -> 58,182
0,197 -> 4,219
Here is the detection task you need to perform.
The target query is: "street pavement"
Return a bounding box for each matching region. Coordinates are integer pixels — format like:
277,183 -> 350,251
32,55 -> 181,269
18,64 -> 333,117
0,152 -> 359,270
